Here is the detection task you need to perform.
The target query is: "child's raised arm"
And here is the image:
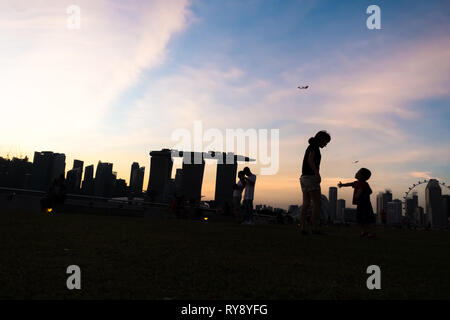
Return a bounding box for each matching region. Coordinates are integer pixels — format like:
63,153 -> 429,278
338,181 -> 353,188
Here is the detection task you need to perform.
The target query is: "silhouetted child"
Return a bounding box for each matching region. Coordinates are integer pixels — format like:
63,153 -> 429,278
338,168 -> 376,238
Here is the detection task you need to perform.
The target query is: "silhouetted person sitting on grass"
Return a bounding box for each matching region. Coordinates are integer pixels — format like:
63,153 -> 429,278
338,168 -> 376,239
187,198 -> 202,220
299,130 -> 331,235
40,174 -> 66,212
170,195 -> 185,218
53,174 -> 67,204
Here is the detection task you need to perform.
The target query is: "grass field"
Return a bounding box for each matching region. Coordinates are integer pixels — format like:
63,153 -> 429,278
1,210 -> 449,299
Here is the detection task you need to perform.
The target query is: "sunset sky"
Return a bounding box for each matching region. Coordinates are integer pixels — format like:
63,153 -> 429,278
1,0 -> 449,209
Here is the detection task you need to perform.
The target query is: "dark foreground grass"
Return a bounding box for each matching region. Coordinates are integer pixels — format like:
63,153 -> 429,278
0,210 -> 449,299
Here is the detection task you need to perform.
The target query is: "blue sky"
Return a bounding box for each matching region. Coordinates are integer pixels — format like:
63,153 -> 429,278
1,0 -> 449,208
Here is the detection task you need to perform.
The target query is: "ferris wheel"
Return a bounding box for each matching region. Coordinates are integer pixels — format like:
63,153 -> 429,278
403,179 -> 450,209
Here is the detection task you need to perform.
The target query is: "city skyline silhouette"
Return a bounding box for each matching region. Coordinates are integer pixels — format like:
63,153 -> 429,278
1,147 -> 449,219
1,1 -> 450,210
1,0 -> 450,303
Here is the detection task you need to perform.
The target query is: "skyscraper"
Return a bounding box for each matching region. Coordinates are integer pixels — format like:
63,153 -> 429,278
441,195 -> 450,228
180,152 -> 205,204
129,162 -> 145,195
328,187 -> 337,222
376,190 -> 392,224
66,159 -> 84,193
442,195 -> 450,219
30,151 -> 66,191
405,193 -> 418,224
94,161 -> 114,197
387,199 -> 402,226
414,206 -> 425,227
214,153 -> 238,209
130,162 -> 139,178
148,149 -> 173,202
425,179 -> 447,228
81,164 -> 94,195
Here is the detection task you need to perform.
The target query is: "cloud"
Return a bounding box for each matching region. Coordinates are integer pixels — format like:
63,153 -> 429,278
1,1 -> 448,209
0,0 -> 192,145
111,33 -> 450,206
302,36 -> 450,139
369,145 -> 450,166
121,33 -> 450,151
410,171 -> 432,179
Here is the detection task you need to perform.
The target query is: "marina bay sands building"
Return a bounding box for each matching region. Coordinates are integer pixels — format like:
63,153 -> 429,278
147,149 -> 255,206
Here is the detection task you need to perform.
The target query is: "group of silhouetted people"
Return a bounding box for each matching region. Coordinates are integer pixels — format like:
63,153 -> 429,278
232,166 -> 257,225
40,130 -> 376,238
229,130 -> 376,237
298,130 -> 376,238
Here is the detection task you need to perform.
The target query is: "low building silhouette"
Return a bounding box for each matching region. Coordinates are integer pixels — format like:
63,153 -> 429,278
113,178 -> 128,198
387,199 -> 402,226
442,195 -> 450,227
328,187 -> 337,222
343,208 -> 357,223
336,199 -> 346,223
0,156 -> 33,189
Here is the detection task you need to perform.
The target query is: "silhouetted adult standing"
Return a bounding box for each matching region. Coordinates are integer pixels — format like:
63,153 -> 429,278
233,170 -> 246,222
242,167 -> 256,225
299,131 -> 331,235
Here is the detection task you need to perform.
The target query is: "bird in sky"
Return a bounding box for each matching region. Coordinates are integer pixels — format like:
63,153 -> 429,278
298,85 -> 309,89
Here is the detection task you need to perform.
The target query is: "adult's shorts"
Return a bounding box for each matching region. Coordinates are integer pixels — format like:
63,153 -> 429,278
300,175 -> 321,193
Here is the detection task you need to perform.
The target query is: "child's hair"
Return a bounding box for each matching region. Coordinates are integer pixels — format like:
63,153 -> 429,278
238,170 -> 245,178
359,168 -> 371,181
309,130 -> 331,144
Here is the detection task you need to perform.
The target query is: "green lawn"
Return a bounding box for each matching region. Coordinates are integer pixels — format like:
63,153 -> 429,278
1,210 -> 449,299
